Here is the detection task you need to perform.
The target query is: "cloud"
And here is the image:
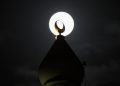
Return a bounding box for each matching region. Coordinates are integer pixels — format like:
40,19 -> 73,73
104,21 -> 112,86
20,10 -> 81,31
104,21 -> 120,36
84,60 -> 120,86
11,66 -> 41,86
69,20 -> 120,66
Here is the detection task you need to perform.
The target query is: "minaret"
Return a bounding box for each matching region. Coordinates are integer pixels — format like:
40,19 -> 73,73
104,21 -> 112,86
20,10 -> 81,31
38,12 -> 85,86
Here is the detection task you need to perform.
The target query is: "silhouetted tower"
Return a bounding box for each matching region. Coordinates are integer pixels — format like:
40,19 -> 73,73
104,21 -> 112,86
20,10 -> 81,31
38,21 -> 85,86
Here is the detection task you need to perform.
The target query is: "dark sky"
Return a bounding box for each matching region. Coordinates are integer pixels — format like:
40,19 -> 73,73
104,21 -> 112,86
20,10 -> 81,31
1,0 -> 120,86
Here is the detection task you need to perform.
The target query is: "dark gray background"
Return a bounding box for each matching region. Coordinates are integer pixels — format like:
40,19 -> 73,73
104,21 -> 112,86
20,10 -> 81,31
1,0 -> 120,86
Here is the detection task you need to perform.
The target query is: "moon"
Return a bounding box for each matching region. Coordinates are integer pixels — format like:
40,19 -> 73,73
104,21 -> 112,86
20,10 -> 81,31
49,12 -> 74,36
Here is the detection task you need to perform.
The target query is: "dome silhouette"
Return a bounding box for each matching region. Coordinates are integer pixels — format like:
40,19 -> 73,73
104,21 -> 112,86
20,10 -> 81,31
39,35 -> 84,86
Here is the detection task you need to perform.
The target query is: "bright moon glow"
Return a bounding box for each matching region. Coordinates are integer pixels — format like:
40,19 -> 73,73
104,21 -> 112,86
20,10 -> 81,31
49,12 -> 74,36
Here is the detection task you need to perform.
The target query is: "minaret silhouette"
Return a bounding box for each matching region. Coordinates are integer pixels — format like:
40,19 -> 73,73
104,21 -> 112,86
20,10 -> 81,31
38,35 -> 84,86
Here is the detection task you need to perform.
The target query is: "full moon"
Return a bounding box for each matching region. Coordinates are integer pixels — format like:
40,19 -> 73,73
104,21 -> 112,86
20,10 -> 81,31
49,12 -> 74,36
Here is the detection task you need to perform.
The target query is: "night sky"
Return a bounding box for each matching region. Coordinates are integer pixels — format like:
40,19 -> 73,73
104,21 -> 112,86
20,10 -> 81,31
2,0 -> 120,86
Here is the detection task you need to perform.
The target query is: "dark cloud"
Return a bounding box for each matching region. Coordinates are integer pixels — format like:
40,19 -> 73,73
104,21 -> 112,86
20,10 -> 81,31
84,61 -> 120,86
68,20 -> 120,65
12,66 -> 40,86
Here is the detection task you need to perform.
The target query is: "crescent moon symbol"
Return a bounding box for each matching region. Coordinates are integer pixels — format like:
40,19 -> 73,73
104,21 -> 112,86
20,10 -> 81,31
55,20 -> 65,35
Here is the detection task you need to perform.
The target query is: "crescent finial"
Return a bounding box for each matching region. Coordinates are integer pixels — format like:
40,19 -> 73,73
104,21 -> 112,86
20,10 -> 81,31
55,20 -> 65,35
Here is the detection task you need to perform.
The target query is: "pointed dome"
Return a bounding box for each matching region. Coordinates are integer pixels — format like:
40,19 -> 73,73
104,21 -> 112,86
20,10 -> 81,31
39,35 -> 84,86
